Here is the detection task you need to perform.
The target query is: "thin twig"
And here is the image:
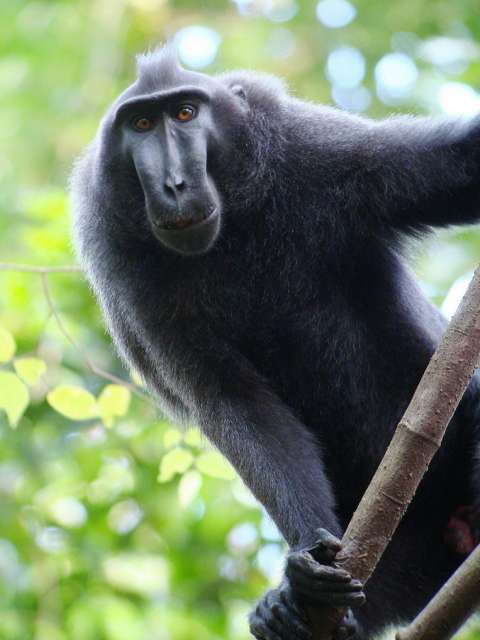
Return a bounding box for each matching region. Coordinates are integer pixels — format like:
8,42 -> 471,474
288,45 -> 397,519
1,261 -> 151,404
39,272 -> 151,402
0,262 -> 82,273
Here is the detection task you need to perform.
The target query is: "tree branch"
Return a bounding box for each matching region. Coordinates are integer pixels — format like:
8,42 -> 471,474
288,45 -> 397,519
310,266 -> 480,639
395,542 -> 480,640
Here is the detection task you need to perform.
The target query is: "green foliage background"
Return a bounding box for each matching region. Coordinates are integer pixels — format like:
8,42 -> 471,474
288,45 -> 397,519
1,1 -> 480,638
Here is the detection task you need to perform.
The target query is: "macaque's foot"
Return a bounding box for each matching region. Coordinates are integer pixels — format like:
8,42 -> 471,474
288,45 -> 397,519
333,608 -> 362,639
249,583 -> 361,640
286,528 -> 366,608
249,583 -> 312,640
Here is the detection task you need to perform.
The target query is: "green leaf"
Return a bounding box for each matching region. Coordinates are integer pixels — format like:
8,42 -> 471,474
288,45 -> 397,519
178,470 -> 202,507
13,357 -> 47,385
101,597 -> 147,639
102,555 -> 168,598
0,371 -> 29,427
47,385 -> 98,421
184,427 -> 203,447
195,451 -> 237,480
0,326 -> 16,363
97,384 -> 131,428
158,448 -> 193,483
163,427 -> 182,449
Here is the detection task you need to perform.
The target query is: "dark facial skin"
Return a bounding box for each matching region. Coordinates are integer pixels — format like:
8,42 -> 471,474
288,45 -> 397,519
115,87 -> 220,253
72,47 -> 480,640
105,68 -> 250,255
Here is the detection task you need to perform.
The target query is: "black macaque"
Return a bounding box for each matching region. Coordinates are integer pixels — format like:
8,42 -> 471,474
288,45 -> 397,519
70,45 -> 480,639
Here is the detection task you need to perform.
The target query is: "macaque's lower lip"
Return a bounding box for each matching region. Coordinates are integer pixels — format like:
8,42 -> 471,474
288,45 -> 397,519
156,208 -> 217,231
152,206 -> 221,255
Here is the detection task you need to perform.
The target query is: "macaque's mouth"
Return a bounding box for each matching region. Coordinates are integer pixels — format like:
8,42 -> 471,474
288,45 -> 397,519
151,204 -> 221,255
156,206 -> 218,231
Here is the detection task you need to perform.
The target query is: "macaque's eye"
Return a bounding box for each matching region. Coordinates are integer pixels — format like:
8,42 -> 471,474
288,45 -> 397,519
175,105 -> 197,122
132,116 -> 153,132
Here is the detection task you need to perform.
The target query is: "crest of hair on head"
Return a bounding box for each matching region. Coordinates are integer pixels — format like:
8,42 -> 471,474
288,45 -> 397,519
135,42 -> 181,89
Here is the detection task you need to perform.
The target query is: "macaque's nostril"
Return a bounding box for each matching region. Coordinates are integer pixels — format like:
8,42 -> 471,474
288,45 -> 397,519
174,175 -> 185,191
163,182 -> 175,199
164,175 -> 185,197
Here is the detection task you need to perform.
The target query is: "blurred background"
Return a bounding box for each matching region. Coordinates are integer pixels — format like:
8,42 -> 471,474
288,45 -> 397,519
1,1 -> 480,638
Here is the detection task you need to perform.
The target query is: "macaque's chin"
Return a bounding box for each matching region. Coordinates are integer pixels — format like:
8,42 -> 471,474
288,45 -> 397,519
152,208 -> 220,255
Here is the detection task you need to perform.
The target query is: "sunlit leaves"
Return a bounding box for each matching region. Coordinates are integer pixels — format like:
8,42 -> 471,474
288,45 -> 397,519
0,336 -> 45,426
0,371 -> 29,427
158,426 -> 235,484
67,594 -> 148,640
88,457 -> 135,505
22,189 -> 70,262
107,499 -> 143,535
102,554 -> 169,597
47,384 -> 97,421
13,357 -> 46,385
184,427 -> 203,447
0,326 -> 16,362
195,451 -> 237,480
2,2 -> 480,639
163,427 -> 182,448
98,385 -> 131,428
158,448 -> 194,482
49,496 -> 88,529
163,427 -> 203,450
46,383 -> 131,426
101,597 -> 147,640
178,470 -> 202,507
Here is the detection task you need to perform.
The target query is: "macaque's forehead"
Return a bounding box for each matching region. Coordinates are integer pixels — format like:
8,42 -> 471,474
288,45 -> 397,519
107,47 -> 221,122
135,49 -> 213,95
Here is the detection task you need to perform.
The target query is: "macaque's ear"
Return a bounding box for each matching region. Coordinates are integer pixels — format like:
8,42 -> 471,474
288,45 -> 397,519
231,84 -> 247,101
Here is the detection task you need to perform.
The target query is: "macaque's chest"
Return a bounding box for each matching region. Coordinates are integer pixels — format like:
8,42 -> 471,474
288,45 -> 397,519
239,290 -> 421,444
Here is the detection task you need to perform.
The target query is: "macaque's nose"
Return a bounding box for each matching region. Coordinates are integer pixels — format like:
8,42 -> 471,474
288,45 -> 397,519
164,174 -> 186,198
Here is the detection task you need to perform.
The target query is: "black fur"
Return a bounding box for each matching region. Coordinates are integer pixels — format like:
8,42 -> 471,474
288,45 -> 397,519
70,46 -> 480,638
